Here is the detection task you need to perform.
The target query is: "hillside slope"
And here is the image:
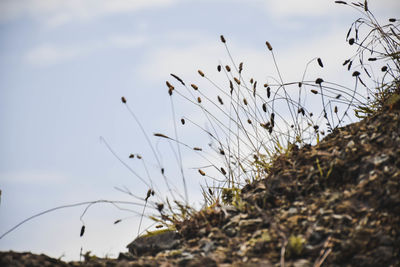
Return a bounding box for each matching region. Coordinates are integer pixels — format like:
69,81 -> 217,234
1,107 -> 399,266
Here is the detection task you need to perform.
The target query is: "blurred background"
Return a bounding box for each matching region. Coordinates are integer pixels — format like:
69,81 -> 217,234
1,0 -> 398,261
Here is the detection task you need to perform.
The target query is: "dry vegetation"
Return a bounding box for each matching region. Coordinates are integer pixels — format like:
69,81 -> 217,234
1,1 -> 399,266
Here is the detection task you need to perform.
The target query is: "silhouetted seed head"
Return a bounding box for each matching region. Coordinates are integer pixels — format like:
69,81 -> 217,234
313,125 -> 319,131
229,80 -> 234,92
268,127 -> 273,134
193,147 -> 202,151
166,81 -> 174,89
317,58 -> 324,68
298,107 -> 305,116
243,98 -> 248,105
368,57 -> 377,61
352,71 -> 360,77
198,70 -> 205,77
267,87 -> 271,98
217,65 -> 222,72
311,89 -> 318,94
298,82 -> 302,87
253,81 -> 257,90
220,35 -> 226,43
170,73 -> 185,86
265,41 -> 273,51
221,167 -> 227,175
145,189 -> 152,201
239,62 -> 243,73
335,1 -> 347,4
181,118 -> 185,125
114,219 -> 122,224
347,61 -> 353,71
389,18 -> 396,22
234,77 -> 240,85
156,224 -> 163,229
219,149 -> 225,155
291,125 -> 294,128
247,119 -> 252,124
121,96 -> 127,103
208,188 -> 213,195
250,78 -> 254,84
157,203 -> 164,212
168,88 -> 173,96
129,154 -> 134,158
343,59 -> 350,66
348,38 -> 355,45
137,154 -> 142,159
197,97 -> 202,103
334,106 -> 338,113
161,168 -> 165,174
218,96 -> 224,105
262,103 -> 267,112
225,65 -> 231,72
191,84 -> 199,90
198,169 -> 206,176
336,94 -> 342,99
80,225 -> 85,237
154,133 -> 170,139
381,66 -> 388,72
151,190 -> 155,196
270,113 -> 275,127
364,0 -> 368,11
315,78 -> 324,85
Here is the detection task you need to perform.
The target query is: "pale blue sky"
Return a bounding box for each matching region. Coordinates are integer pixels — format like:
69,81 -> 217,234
0,0 -> 398,261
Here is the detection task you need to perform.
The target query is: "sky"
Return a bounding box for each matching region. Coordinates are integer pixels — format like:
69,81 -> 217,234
0,0 -> 399,261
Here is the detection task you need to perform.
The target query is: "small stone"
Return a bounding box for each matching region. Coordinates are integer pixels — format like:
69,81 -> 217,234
293,259 -> 312,267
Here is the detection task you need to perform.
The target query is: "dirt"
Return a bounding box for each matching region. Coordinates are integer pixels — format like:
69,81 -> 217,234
1,107 -> 400,266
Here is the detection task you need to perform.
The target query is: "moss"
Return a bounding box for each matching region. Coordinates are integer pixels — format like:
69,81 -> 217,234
287,234 -> 306,256
141,228 -> 175,238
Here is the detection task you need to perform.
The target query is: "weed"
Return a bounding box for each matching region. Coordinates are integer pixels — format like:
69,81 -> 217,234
0,2 -> 398,262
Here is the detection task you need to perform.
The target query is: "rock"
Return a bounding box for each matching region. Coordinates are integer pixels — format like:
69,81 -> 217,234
126,230 -> 180,256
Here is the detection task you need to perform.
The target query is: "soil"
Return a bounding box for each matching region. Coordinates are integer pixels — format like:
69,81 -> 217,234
1,107 -> 400,266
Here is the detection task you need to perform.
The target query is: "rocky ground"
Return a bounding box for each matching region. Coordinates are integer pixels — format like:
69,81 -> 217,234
1,107 -> 400,266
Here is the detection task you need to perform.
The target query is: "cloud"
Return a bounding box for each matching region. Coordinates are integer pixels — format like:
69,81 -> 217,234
26,34 -> 147,66
1,170 -> 68,184
0,0 -> 176,27
25,43 -> 90,66
261,0 -> 399,19
108,35 -> 147,49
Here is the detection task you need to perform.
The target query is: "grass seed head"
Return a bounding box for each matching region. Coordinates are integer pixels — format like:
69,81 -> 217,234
317,58 -> 324,68
191,84 -> 199,90
121,96 -> 127,103
198,169 -> 206,176
221,167 -> 227,175
198,70 -> 205,77
220,35 -> 226,43
170,73 -> 185,86
262,103 -> 267,112
181,118 -> 185,125
225,65 -> 231,72
218,96 -> 224,105
265,41 -> 273,51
